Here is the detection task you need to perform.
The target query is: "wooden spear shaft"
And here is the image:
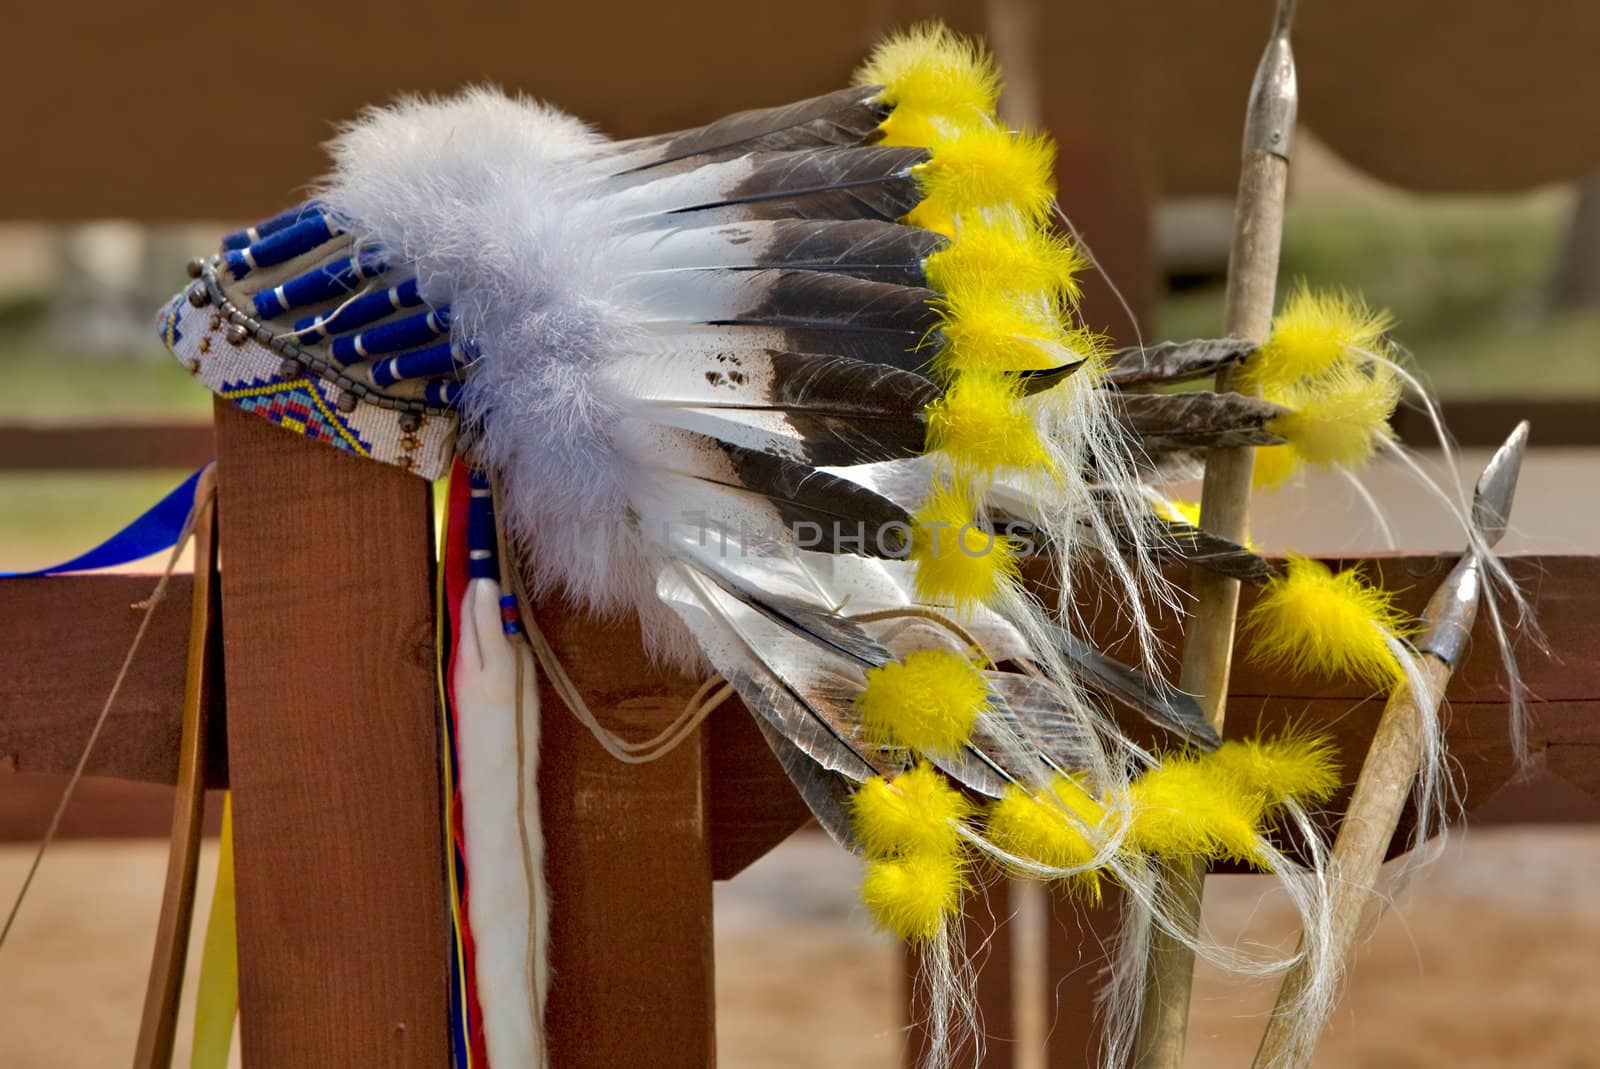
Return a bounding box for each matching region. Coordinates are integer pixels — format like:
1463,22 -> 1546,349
1252,423 -> 1527,1068
1131,4 -> 1298,1066
1249,655 -> 1448,1068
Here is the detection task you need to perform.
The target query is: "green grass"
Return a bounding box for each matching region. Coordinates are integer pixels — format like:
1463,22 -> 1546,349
1158,192 -> 1600,398
0,330 -> 209,560
0,471 -> 196,570
0,343 -> 209,418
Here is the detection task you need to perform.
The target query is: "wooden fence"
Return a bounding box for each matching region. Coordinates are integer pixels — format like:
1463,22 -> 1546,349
2,408 -> 1598,1066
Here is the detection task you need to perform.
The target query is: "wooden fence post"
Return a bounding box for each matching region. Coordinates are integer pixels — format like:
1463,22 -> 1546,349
213,400 -> 449,1064
1046,889 -> 1123,1069
533,606 -> 718,1067
904,877 -> 1016,1069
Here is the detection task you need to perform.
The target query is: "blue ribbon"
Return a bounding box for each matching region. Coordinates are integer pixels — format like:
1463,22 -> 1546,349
1,466 -> 208,578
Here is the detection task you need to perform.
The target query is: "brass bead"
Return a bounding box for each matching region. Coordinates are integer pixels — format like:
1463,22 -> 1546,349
226,323 -> 249,346
185,258 -> 205,279
187,283 -> 211,308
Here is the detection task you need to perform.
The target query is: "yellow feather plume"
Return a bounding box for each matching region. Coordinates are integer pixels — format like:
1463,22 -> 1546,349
1251,442 -> 1300,490
908,483 -> 1023,607
1152,498 -> 1263,551
1126,754 -> 1265,864
926,371 -> 1052,474
905,201 -> 957,238
925,220 -> 1084,307
987,775 -> 1107,900
1152,498 -> 1202,528
855,23 -> 1001,145
851,762 -> 974,860
1246,284 -> 1395,394
913,126 -> 1057,224
858,648 -> 989,754
1244,556 -> 1409,688
1210,735 -> 1342,809
935,286 -> 1077,374
1269,360 -> 1401,473
861,850 -> 966,942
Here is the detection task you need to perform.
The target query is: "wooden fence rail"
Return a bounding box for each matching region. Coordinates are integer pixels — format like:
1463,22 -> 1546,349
3,406 -> 1597,1065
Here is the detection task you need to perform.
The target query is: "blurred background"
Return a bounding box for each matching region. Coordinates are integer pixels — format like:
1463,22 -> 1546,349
2,0 -> 1597,1065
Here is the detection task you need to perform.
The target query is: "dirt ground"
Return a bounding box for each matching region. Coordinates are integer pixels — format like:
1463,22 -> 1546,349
2,826 -> 1598,1068
722,829 -> 1600,1069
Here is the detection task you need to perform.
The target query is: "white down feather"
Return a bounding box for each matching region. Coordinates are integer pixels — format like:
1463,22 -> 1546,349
316,89 -> 731,666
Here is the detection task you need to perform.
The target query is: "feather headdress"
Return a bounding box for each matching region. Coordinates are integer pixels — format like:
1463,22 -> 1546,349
159,22 -> 1529,1069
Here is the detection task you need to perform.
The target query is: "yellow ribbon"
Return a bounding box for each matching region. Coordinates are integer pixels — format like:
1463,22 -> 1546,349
190,793 -> 238,1069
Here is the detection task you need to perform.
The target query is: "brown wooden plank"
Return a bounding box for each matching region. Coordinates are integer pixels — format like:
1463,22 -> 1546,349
1066,555 -> 1600,706
0,573 -> 225,785
1227,555 -> 1600,705
0,776 -> 223,841
1047,118 -> 1155,342
1045,887 -> 1123,1069
904,876 -> 1015,1069
213,400 -> 448,1066
0,422 -> 215,472
532,602 -> 716,1068
971,883 -> 1018,1069
5,555 -> 1598,852
707,698 -> 815,881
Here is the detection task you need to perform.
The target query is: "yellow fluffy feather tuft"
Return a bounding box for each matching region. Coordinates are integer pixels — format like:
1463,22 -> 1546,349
861,850 -> 966,941
913,127 -> 1058,224
904,200 -> 957,238
987,775 -> 1107,899
908,483 -> 1023,607
1244,556 -> 1409,688
1210,735 -> 1342,808
925,221 -> 1084,307
851,762 -> 974,860
856,23 -> 1001,145
858,647 -> 989,754
1247,284 -> 1395,394
1269,360 -> 1401,473
1151,498 -> 1262,551
934,286 -> 1076,374
1251,442 -> 1300,490
1126,754 -> 1265,864
926,371 -> 1052,474
1152,498 -> 1202,528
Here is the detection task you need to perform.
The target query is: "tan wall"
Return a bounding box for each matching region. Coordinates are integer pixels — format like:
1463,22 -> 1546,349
6,1 -> 1598,222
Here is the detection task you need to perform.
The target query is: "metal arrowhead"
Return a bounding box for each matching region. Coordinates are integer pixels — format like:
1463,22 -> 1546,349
1471,420 -> 1529,548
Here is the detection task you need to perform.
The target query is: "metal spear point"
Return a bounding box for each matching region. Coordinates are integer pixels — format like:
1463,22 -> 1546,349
1251,422 -> 1530,1069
